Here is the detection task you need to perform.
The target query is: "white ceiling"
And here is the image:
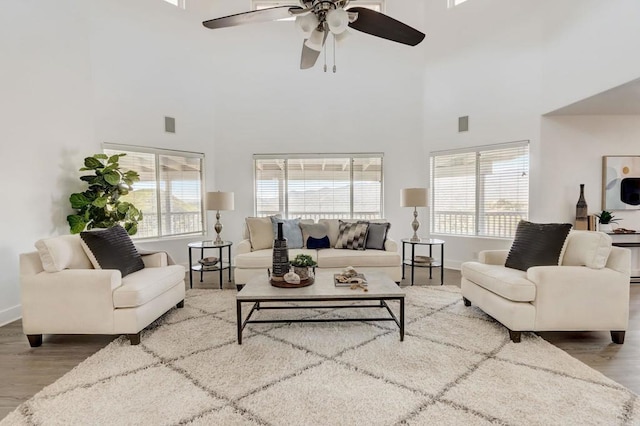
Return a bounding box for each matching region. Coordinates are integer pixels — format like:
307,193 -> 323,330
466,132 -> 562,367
547,77 -> 640,115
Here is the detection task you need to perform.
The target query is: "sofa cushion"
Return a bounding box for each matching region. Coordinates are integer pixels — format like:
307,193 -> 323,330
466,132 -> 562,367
300,222 -> 329,248
35,234 -> 93,272
79,226 -> 144,277
461,261 -> 536,302
234,249 -> 317,269
246,216 -> 275,250
317,248 -> 400,268
561,230 -> 612,269
271,217 -> 303,249
505,221 -> 572,271
335,220 -> 369,250
113,264 -> 185,308
363,222 -> 390,250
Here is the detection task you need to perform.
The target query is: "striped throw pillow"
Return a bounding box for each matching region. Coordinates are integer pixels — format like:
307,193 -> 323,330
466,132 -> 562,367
335,220 -> 369,250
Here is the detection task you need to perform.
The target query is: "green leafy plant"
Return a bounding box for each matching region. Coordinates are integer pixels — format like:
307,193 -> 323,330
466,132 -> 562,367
290,254 -> 317,268
67,153 -> 143,235
595,210 -> 620,225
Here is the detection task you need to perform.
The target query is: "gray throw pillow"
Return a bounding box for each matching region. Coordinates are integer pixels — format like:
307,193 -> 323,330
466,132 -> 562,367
363,222 -> 390,250
505,221 -> 572,271
271,217 -> 303,249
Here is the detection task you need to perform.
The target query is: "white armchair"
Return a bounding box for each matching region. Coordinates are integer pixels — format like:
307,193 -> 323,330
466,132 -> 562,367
461,230 -> 631,343
20,234 -> 185,346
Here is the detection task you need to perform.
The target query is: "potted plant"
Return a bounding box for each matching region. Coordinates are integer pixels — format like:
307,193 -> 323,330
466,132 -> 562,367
595,210 -> 620,233
290,254 -> 317,280
67,153 -> 143,235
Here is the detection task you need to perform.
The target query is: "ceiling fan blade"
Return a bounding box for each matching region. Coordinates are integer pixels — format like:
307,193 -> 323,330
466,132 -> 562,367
346,7 -> 425,46
300,42 -> 321,69
203,6 -> 303,30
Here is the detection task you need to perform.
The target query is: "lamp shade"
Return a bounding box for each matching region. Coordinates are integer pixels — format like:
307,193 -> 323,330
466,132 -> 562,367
327,8 -> 348,34
304,28 -> 325,51
206,191 -> 234,211
296,13 -> 319,37
400,188 -> 428,207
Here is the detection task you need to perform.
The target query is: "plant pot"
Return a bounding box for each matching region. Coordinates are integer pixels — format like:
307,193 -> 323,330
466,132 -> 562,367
293,266 -> 310,280
598,223 -> 613,233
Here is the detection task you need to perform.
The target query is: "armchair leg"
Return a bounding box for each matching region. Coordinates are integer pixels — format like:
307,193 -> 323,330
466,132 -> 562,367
26,334 -> 42,347
463,297 -> 471,307
176,300 -> 184,308
127,333 -> 141,345
508,329 -> 521,343
611,331 -> 625,344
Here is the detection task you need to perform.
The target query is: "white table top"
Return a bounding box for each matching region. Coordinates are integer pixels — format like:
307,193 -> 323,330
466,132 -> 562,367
237,271 -> 405,301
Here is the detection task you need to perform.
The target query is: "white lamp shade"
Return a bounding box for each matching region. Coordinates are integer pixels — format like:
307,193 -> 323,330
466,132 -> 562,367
333,29 -> 351,45
327,8 -> 348,34
206,191 -> 234,211
401,188 -> 428,207
295,13 -> 319,37
304,28 -> 325,51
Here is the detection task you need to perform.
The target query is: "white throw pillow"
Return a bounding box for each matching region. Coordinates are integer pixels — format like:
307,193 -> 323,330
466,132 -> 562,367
246,217 -> 275,251
35,234 -> 93,272
561,230 -> 612,269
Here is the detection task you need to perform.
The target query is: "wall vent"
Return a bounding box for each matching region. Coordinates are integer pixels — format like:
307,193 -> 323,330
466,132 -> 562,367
458,116 -> 469,132
165,116 -> 176,133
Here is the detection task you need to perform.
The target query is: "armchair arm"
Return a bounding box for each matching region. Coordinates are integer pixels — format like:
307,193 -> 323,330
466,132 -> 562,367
236,239 -> 252,255
384,238 -> 398,252
479,250 -> 508,265
141,252 -> 168,268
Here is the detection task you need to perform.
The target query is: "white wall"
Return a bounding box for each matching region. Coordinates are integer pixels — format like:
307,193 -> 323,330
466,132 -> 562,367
0,0 -> 217,325
422,0 -> 640,268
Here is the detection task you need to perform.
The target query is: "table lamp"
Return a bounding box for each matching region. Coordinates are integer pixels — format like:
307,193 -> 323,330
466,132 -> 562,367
401,188 -> 428,242
206,191 -> 234,245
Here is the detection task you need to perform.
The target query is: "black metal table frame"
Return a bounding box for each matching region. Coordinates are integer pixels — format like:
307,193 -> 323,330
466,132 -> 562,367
188,242 -> 232,289
236,296 -> 405,344
402,239 -> 445,285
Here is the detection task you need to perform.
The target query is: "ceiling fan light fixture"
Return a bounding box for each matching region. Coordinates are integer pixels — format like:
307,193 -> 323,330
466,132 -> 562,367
304,28 -> 325,51
327,8 -> 349,34
333,29 -> 350,44
295,13 -> 319,37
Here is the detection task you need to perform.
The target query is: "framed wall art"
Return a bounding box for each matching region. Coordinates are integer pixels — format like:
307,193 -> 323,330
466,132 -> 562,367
602,156 -> 640,210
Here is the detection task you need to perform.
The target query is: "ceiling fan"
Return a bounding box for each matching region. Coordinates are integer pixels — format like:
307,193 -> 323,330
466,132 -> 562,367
202,1 -> 425,70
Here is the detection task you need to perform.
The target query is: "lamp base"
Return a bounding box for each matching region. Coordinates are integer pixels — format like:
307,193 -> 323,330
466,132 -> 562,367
213,211 -> 224,245
410,207 -> 421,242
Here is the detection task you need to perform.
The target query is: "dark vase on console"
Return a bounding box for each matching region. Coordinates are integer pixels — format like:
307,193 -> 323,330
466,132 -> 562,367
575,184 -> 588,230
272,222 -> 289,279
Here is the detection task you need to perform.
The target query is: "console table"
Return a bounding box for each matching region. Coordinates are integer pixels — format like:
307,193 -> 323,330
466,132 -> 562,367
187,241 -> 232,289
610,233 -> 640,283
401,238 -> 445,286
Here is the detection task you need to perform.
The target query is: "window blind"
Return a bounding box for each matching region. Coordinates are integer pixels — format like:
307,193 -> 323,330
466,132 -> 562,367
430,141 -> 529,238
254,154 -> 383,220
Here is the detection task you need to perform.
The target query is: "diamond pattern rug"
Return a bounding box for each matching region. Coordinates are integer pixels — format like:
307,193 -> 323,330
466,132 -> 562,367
3,286 -> 638,425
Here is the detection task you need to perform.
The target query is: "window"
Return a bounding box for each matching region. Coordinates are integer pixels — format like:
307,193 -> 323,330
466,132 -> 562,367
163,0 -> 186,9
254,154 -> 384,220
252,1 -> 384,13
103,144 -> 205,239
430,141 -> 529,238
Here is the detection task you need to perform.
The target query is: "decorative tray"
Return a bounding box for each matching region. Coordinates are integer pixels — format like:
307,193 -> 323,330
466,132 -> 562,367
270,277 -> 314,288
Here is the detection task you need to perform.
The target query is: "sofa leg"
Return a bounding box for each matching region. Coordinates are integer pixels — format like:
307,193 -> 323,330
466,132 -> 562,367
26,334 -> 43,347
463,297 -> 471,307
176,300 -> 184,308
508,329 -> 521,343
611,331 -> 625,344
127,333 -> 141,345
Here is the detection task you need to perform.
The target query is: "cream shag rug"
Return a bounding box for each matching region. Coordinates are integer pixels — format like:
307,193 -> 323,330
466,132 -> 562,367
3,286 -> 639,426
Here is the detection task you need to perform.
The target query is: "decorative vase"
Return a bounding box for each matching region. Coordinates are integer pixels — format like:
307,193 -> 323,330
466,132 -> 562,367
272,222 -> 289,279
575,184 -> 588,230
599,223 -> 613,233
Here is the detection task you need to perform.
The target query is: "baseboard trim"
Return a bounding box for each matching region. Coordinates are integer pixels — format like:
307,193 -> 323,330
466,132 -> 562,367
0,304 -> 21,327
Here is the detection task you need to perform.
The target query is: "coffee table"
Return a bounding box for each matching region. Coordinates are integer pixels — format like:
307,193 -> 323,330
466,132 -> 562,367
236,271 -> 405,344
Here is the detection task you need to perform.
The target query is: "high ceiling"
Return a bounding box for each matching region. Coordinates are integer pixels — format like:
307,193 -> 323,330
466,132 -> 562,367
547,77 -> 640,115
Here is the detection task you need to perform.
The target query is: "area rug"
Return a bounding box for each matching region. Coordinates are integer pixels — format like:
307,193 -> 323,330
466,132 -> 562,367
2,286 -> 638,426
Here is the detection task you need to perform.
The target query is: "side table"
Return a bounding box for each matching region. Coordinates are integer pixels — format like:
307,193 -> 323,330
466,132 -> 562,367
188,241 -> 233,289
401,238 -> 445,286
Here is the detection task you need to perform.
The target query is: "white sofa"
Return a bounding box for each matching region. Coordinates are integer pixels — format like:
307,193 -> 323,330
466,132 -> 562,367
234,218 -> 402,287
461,230 -> 631,343
20,234 -> 185,346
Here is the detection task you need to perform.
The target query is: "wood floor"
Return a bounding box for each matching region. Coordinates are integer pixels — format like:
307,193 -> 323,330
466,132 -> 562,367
2,267 -> 639,420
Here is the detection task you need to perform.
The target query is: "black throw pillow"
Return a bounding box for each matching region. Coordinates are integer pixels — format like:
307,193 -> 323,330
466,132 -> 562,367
307,235 -> 331,249
504,221 -> 572,271
80,226 -> 144,277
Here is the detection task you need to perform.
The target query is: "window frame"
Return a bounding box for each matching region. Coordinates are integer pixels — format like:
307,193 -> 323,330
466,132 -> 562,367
253,152 -> 385,220
430,141 -> 529,239
102,142 -> 206,241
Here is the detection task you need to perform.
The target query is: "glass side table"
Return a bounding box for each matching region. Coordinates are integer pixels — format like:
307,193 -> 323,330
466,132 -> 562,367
401,238 -> 445,286
187,241 -> 232,289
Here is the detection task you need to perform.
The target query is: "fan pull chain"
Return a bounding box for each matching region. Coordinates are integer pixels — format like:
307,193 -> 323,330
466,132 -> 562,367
323,43 -> 327,73
333,35 -> 337,73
